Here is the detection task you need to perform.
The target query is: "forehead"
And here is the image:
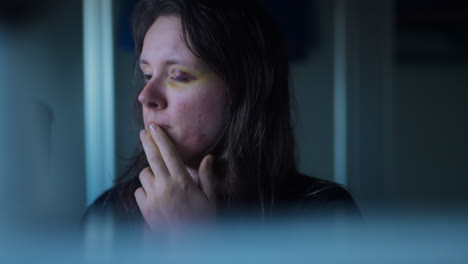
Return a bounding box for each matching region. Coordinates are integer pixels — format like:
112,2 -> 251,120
141,16 -> 199,68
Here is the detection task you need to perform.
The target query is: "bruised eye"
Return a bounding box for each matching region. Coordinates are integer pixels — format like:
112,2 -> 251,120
170,69 -> 196,83
170,75 -> 191,83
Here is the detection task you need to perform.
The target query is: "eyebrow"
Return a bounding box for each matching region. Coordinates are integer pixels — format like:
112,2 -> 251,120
139,59 -> 198,69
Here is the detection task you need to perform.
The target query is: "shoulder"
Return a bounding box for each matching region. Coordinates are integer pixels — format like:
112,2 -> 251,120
81,184 -> 143,226
298,174 -> 355,201
86,188 -> 116,211
80,188 -> 118,226
80,185 -> 145,241
279,173 -> 361,219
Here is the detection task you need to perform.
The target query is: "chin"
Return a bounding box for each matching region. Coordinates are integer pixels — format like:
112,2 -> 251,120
181,153 -> 203,169
171,142 -> 202,168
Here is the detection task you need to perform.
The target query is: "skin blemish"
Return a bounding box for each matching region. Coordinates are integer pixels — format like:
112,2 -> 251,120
177,102 -> 188,111
182,133 -> 206,145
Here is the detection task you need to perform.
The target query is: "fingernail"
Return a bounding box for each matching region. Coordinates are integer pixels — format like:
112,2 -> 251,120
140,129 -> 146,136
149,123 -> 157,132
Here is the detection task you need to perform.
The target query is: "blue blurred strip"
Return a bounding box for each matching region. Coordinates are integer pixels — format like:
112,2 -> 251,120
83,0 -> 115,206
333,0 -> 348,186
2,211 -> 468,263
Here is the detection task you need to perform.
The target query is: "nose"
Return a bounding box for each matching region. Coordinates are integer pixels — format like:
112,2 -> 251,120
138,82 -> 167,110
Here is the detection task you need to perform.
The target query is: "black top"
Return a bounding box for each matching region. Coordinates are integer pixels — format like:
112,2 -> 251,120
82,174 -> 360,230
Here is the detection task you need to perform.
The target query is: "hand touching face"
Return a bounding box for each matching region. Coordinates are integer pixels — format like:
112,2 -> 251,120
135,124 -> 216,231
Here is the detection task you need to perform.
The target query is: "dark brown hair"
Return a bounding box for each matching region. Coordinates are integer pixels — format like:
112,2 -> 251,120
114,0 -> 297,216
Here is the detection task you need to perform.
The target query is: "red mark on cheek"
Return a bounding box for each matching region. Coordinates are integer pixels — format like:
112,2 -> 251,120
179,102 -> 189,111
183,133 -> 206,146
195,133 -> 206,143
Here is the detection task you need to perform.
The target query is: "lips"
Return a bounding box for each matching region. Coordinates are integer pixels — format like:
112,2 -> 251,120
155,123 -> 170,130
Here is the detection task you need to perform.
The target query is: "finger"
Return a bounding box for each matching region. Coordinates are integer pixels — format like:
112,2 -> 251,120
135,187 -> 165,231
134,187 -> 147,208
148,123 -> 190,181
140,129 -> 170,180
138,167 -> 155,195
198,154 -> 216,200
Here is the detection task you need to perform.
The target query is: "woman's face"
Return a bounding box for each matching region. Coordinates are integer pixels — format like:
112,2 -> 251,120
138,16 -> 228,167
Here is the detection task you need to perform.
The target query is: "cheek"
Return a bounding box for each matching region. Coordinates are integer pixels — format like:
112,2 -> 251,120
173,97 -> 224,146
184,133 -> 207,146
176,101 -> 211,134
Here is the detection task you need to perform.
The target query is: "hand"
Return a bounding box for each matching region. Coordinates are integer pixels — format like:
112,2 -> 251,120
134,123 -> 216,232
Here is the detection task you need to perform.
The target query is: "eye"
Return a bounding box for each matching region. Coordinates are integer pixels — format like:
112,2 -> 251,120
143,74 -> 152,82
169,69 -> 196,83
170,75 -> 191,83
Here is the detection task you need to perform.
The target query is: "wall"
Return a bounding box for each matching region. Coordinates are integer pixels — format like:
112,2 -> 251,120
0,0 -> 86,226
393,63 -> 468,203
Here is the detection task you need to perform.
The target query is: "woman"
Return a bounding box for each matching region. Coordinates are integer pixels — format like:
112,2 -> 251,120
83,0 -> 359,232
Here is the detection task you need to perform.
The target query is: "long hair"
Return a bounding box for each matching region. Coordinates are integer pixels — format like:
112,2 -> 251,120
114,0 -> 297,217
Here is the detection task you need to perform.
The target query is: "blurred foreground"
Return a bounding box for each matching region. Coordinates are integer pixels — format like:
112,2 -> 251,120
1,206 -> 467,264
